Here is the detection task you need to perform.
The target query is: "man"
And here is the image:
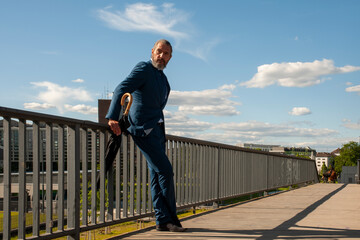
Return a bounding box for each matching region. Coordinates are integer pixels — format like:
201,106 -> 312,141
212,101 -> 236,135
106,39 -> 186,232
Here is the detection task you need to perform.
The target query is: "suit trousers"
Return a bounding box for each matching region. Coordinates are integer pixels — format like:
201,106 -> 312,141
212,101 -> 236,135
131,123 -> 177,225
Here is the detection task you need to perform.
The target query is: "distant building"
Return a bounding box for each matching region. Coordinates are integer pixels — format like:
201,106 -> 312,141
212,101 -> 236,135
315,152 -> 333,173
282,146 -> 316,159
236,143 -> 280,152
98,99 -> 111,125
237,143 -> 316,160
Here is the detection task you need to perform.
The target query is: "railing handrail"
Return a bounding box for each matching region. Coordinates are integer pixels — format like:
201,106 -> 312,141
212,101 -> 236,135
1,105 -> 315,162
0,106 -> 107,130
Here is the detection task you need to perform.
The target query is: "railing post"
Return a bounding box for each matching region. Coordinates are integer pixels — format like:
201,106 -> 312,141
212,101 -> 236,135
3,117 -> 11,240
32,121 -> 40,237
46,122 -> 53,234
81,127 -> 88,226
58,125 -> 65,230
18,119 -> 26,239
214,146 -> 220,208
264,155 -> 269,196
67,124 -> 81,240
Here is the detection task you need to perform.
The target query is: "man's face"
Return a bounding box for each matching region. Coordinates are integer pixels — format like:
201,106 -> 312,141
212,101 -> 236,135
151,42 -> 172,70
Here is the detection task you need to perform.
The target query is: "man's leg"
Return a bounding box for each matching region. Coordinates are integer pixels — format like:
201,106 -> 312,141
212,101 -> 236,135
131,124 -> 178,225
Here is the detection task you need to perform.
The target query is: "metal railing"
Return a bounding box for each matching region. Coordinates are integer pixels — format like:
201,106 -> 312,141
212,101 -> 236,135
0,106 -> 319,239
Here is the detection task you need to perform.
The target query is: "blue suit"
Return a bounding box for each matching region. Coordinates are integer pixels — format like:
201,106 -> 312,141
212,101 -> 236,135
106,61 -> 177,225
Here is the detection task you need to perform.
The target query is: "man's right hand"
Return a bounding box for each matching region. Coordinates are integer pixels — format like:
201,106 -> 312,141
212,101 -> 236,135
108,119 -> 121,136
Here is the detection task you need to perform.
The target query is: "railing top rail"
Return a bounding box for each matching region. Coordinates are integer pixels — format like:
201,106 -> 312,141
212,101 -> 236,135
166,134 -> 315,162
0,105 -> 107,130
1,105 -> 314,162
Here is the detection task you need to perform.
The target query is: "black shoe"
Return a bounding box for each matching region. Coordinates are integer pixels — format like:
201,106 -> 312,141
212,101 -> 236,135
156,224 -> 168,231
172,216 -> 182,228
156,223 -> 187,232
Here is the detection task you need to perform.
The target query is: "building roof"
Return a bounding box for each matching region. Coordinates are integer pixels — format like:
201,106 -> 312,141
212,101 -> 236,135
316,152 -> 332,158
331,148 -> 341,155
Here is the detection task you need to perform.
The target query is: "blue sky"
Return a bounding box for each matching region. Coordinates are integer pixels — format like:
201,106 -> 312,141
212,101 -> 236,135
1,0 -> 360,152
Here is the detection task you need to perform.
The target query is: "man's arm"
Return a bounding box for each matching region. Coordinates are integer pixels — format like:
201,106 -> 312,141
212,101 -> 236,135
106,61 -> 148,121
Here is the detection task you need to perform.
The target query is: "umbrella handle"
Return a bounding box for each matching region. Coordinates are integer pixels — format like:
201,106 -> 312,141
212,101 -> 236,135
121,93 -> 133,116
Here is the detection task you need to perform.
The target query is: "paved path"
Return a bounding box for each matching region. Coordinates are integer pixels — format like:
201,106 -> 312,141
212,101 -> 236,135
116,184 -> 360,240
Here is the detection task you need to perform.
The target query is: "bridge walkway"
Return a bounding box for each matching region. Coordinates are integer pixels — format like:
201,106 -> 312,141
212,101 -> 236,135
115,183 -> 360,240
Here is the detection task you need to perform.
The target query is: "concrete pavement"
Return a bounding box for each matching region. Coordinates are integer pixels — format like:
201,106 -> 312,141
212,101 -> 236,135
115,183 -> 360,240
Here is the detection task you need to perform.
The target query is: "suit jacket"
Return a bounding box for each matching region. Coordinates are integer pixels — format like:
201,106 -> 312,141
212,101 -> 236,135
106,61 -> 171,137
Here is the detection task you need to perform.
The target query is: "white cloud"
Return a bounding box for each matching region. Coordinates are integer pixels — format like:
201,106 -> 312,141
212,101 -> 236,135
24,102 -> 55,110
168,84 -> 240,116
345,84 -> 360,95
97,3 -> 189,40
240,59 -> 360,88
342,119 -> 360,130
64,104 -> 98,115
346,82 -> 353,86
164,110 -> 212,132
214,121 -> 336,138
289,107 -> 312,116
96,3 -> 220,62
28,81 -> 94,114
163,115 -> 339,151
72,78 -> 85,83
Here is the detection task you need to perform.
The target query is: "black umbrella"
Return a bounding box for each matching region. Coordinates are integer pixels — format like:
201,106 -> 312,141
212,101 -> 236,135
96,93 -> 133,190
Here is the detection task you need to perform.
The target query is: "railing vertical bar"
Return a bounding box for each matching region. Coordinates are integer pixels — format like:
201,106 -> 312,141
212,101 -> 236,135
180,142 -> 185,206
136,147 -> 141,215
177,141 -> 181,204
210,147 -> 213,200
122,135 -> 129,218
208,146 -> 212,200
107,139 -> 114,222
58,125 -> 65,230
199,145 -> 204,202
225,150 -> 229,197
32,121 -> 40,237
129,137 -> 135,216
205,146 -> 210,200
184,143 -> 189,205
215,147 -> 219,202
18,119 -> 26,239
45,122 -> 53,234
236,151 -> 240,194
67,124 -> 81,240
196,144 -> 200,203
147,166 -> 152,212
205,146 -> 209,200
81,127 -> 88,226
99,130 -> 106,223
232,150 -> 235,196
173,141 -> 178,203
115,144 -> 121,219
91,129 -> 97,224
3,117 -> 11,240
141,151 -> 147,213
189,143 -> 193,204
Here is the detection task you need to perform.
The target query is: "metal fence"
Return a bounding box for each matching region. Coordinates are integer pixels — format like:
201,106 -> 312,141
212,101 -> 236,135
0,106 -> 319,240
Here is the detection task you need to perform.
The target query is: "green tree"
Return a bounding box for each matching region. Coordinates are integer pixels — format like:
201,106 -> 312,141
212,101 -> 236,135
320,163 -> 328,176
334,141 -> 360,174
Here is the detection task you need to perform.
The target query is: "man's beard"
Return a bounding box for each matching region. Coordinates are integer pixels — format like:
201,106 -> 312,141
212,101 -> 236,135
151,56 -> 167,70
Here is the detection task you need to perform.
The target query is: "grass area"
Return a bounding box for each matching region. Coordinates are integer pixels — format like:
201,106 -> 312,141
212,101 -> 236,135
0,211 -> 54,233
